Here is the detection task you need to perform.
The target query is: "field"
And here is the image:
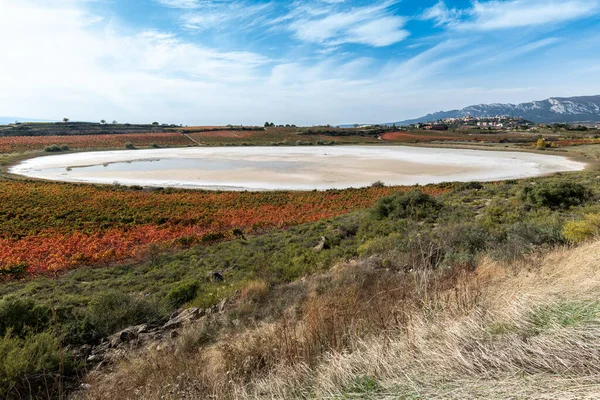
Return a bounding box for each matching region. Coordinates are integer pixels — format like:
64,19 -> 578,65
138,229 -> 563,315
2,124 -> 598,153
0,180 -> 449,277
0,133 -> 193,153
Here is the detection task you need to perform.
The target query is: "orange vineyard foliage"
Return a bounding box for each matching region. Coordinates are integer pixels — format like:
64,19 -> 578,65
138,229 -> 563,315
0,133 -> 192,153
0,181 -> 448,276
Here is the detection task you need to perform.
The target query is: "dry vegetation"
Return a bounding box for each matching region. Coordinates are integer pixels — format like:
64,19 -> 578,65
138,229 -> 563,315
78,239 -> 600,399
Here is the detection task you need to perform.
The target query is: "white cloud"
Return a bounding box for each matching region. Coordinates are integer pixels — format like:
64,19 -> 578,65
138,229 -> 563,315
287,1 -> 409,47
465,0 -> 600,30
155,0 -> 200,9
181,1 -> 274,31
0,0 -> 599,126
423,0 -> 600,30
421,1 -> 463,27
471,37 -> 560,66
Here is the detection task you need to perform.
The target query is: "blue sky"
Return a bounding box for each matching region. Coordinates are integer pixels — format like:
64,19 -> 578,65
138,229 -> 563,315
1,0 -> 599,125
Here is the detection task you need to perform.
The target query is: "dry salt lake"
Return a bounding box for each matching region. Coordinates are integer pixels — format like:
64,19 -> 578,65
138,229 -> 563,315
10,146 -> 586,191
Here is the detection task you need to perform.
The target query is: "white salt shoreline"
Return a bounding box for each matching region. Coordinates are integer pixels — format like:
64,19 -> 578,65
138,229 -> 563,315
9,146 -> 586,191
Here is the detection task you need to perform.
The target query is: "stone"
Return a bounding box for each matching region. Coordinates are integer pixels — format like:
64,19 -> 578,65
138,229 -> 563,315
162,307 -> 205,330
86,354 -> 103,363
109,328 -> 138,348
313,236 -> 329,252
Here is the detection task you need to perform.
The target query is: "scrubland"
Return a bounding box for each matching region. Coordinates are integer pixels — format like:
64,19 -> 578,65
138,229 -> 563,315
2,168 -> 600,398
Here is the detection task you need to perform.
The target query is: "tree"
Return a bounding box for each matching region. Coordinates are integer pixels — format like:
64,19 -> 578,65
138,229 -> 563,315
100,119 -> 106,124
63,118 -> 69,123
152,121 -> 159,126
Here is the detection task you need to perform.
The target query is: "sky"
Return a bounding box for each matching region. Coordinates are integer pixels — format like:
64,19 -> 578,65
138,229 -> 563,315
0,0 -> 599,125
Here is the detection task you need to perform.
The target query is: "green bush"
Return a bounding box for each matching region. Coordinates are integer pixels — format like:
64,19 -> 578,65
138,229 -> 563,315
0,296 -> 51,337
521,182 -> 592,209
60,144 -> 69,151
165,281 -> 200,309
0,331 -> 76,399
563,214 -> 600,244
357,233 -> 404,257
85,291 -> 156,338
373,190 -> 441,221
124,142 -> 135,149
44,144 -> 62,152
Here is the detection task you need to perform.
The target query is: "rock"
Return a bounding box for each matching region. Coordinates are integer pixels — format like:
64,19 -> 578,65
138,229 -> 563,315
79,383 -> 92,391
133,324 -> 149,334
87,354 -> 103,363
217,298 -> 227,313
313,236 -> 329,252
162,307 -> 205,330
109,328 -> 138,348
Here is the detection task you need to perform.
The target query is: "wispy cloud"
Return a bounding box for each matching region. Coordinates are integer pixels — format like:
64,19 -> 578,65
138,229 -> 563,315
286,1 -> 409,47
421,1 -> 463,27
155,0 -> 201,9
470,37 -> 560,67
1,0 -> 599,125
181,1 -> 274,31
423,0 -> 600,30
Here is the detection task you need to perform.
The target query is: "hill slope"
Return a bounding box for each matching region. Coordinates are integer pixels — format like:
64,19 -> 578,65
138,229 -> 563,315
392,95 -> 600,125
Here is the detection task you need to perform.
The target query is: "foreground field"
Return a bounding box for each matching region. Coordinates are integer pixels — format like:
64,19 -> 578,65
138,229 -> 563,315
81,234 -> 600,400
2,170 -> 600,399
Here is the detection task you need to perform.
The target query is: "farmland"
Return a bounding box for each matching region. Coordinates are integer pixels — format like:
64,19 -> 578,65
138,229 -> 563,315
0,180 -> 449,277
0,133 -> 193,153
1,123 -> 599,278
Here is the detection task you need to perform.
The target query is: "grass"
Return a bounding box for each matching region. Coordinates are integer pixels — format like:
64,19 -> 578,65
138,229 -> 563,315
75,239 -> 600,400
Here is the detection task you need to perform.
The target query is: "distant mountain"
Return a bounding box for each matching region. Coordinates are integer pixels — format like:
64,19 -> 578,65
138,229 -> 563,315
388,95 -> 600,126
0,117 -> 56,125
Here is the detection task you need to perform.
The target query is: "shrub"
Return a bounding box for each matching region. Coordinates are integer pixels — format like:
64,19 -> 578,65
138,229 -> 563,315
357,233 -> 404,257
44,144 -> 62,152
240,280 -> 269,303
563,214 -> 600,244
370,180 -> 385,188
165,281 -> 200,309
60,144 -> 69,151
124,142 -> 135,149
0,262 -> 27,278
85,291 -> 156,338
151,142 -> 160,148
0,296 -> 51,337
535,138 -> 551,149
373,190 -> 441,221
521,182 -> 592,209
0,331 -> 75,399
453,181 -> 484,191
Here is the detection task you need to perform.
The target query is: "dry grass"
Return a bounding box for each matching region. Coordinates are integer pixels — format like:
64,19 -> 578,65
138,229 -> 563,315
77,241 -> 600,400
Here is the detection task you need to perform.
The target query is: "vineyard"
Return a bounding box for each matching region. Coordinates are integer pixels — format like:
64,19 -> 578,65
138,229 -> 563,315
0,180 -> 448,277
0,133 -> 193,153
185,128 -> 381,145
380,131 -> 535,143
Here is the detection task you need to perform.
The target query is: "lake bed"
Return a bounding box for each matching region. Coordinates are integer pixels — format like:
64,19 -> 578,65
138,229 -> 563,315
9,146 -> 586,190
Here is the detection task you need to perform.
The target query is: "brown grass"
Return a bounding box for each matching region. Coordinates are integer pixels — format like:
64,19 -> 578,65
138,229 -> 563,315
77,241 -> 600,399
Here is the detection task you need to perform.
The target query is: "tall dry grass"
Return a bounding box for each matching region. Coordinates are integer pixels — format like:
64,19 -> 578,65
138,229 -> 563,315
78,241 -> 600,399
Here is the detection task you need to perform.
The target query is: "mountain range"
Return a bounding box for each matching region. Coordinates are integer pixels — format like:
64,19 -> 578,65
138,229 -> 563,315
387,95 -> 600,126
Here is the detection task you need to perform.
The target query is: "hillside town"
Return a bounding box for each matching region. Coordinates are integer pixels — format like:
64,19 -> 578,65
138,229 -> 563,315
408,115 -> 534,131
